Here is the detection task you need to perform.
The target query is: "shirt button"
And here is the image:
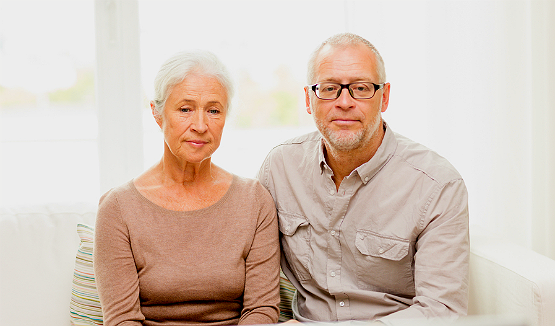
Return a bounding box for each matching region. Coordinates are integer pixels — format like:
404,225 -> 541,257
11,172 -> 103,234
330,271 -> 336,277
364,176 -> 369,182
339,301 -> 345,307
378,248 -> 385,254
330,230 -> 336,236
329,189 -> 334,195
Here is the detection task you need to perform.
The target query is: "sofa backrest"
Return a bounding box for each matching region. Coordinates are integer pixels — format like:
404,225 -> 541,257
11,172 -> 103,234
2,203 -> 555,326
0,203 -> 97,326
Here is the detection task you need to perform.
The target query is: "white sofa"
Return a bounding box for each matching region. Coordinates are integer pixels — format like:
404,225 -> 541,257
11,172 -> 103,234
0,203 -> 97,326
1,203 -> 555,326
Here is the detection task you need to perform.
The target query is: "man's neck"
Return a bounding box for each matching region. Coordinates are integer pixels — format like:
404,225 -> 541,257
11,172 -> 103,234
324,124 -> 385,191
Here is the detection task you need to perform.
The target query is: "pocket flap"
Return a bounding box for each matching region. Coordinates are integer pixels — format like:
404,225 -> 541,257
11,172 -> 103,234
278,211 -> 309,236
355,231 -> 409,261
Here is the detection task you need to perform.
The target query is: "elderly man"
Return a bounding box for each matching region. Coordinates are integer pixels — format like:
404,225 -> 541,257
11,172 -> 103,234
257,33 -> 469,324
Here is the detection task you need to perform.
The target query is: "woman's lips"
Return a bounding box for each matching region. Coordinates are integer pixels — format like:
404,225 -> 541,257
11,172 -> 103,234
187,139 -> 208,147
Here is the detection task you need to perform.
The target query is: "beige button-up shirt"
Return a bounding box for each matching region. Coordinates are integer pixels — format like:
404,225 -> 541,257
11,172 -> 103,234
257,123 -> 469,323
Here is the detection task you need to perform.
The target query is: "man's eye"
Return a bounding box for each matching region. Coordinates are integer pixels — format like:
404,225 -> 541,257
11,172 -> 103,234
208,109 -> 220,114
180,107 -> 191,112
321,85 -> 338,92
353,85 -> 370,92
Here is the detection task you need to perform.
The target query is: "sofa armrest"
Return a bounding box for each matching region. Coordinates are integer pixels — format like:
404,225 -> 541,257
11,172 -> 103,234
468,231 -> 555,326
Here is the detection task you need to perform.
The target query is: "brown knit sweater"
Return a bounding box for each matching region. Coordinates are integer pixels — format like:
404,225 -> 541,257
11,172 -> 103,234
93,176 -> 280,326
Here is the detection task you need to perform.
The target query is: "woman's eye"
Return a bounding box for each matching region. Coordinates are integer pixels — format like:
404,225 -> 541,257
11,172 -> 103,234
208,108 -> 221,114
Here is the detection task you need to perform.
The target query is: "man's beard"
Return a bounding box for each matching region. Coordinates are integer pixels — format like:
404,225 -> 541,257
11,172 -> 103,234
317,113 -> 382,152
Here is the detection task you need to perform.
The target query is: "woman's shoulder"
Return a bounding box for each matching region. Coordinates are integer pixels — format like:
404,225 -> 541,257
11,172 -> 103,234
229,175 -> 275,205
232,174 -> 265,192
98,180 -> 137,207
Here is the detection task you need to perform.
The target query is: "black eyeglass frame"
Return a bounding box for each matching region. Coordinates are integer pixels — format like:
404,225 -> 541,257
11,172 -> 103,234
308,82 -> 385,100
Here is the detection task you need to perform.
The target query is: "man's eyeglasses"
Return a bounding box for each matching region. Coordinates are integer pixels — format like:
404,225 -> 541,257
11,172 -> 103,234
308,82 -> 385,100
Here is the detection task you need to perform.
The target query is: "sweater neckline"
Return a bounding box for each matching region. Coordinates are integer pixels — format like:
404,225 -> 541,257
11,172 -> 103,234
128,174 -> 238,214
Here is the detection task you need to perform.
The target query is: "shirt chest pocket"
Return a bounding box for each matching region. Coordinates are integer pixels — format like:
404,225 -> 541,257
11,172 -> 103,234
354,230 -> 414,295
278,212 -> 312,282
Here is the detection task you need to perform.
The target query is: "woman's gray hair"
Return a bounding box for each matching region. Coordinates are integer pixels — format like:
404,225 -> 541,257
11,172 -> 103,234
307,33 -> 386,84
152,50 -> 234,116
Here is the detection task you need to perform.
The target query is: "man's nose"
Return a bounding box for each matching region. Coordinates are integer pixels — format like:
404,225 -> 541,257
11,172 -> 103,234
335,87 -> 355,108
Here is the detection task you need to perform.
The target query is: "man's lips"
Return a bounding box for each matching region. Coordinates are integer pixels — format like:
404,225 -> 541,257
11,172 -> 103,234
331,118 -> 359,126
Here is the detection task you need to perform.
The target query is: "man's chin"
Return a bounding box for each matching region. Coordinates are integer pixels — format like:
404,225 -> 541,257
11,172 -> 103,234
324,130 -> 364,151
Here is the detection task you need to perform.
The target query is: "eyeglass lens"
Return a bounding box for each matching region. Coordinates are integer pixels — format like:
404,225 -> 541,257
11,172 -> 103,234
317,82 -> 376,99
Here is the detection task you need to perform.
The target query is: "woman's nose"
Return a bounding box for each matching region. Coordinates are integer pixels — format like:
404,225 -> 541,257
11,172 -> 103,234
191,110 -> 208,133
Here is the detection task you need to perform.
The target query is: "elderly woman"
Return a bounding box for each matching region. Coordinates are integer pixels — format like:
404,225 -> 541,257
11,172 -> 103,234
93,51 -> 280,326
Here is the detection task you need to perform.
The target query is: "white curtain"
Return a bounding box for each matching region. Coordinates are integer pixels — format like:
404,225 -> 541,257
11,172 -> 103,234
528,0 -> 555,259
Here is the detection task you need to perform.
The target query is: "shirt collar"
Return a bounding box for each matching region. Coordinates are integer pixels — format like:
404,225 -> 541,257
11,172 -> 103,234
318,138 -> 328,175
356,121 -> 397,184
318,121 -> 398,183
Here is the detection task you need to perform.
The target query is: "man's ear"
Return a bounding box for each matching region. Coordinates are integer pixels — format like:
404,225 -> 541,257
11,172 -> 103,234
380,83 -> 391,113
151,101 -> 163,127
304,86 -> 312,114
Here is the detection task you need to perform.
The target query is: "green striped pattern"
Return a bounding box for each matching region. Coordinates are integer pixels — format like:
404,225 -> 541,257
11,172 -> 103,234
70,224 -> 103,325
278,269 -> 296,322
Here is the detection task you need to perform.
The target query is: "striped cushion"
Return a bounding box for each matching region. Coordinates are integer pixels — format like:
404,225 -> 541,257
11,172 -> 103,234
278,270 -> 296,322
70,224 -> 103,325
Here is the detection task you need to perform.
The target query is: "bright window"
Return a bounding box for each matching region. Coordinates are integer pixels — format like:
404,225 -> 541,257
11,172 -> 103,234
0,0 -> 97,205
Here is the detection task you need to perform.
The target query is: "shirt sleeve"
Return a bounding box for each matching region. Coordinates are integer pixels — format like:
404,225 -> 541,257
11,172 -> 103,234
239,183 -> 280,325
256,151 -> 272,192
380,178 -> 470,322
94,190 -> 145,326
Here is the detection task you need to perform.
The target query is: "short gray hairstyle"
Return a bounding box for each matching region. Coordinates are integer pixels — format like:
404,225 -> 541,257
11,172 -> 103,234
307,33 -> 386,84
152,50 -> 234,116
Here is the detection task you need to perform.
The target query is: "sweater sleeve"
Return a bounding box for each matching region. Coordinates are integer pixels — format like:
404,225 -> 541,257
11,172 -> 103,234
94,189 -> 145,326
238,183 -> 280,325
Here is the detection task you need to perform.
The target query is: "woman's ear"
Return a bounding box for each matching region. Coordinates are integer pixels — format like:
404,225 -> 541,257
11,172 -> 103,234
151,101 -> 163,128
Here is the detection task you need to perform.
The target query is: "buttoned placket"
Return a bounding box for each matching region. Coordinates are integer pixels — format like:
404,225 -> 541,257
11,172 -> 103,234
324,170 -> 359,320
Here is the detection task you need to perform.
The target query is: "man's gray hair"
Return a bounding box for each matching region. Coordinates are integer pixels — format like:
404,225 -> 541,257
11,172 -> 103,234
152,50 -> 234,116
307,33 -> 386,84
